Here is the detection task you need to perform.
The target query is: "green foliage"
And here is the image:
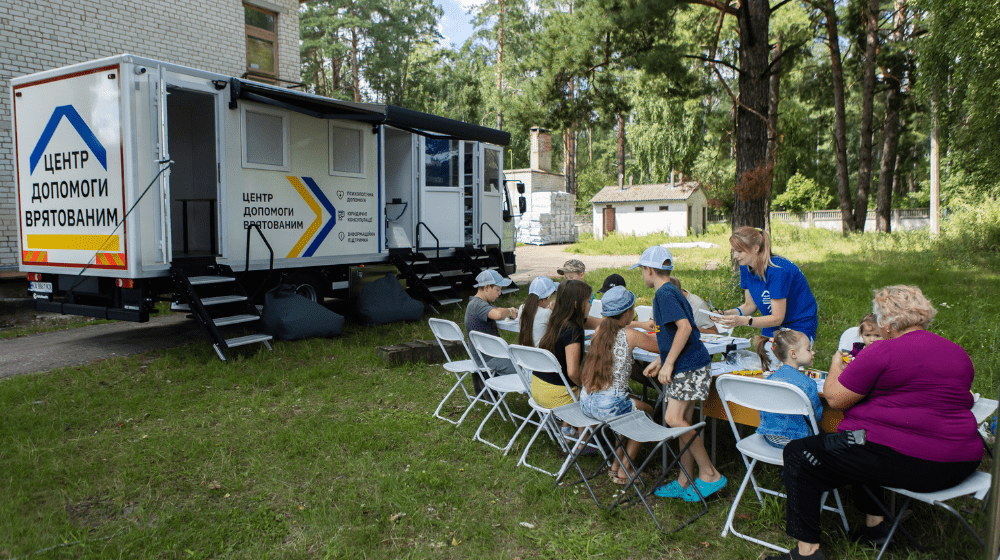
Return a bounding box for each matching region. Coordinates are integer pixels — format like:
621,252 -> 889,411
773,173 -> 835,212
574,167 -> 615,214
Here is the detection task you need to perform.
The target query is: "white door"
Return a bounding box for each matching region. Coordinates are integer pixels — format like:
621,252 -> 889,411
161,70 -> 224,259
418,137 -> 463,249
479,145 -> 504,247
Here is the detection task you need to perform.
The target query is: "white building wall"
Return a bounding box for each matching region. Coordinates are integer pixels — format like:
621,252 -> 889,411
592,199 -> 707,240
0,0 -> 302,269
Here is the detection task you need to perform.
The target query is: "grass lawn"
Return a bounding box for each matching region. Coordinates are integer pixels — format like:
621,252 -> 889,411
0,225 -> 996,559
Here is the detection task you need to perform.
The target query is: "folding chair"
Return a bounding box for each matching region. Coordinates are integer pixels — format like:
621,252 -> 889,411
549,400 -> 612,503
465,331 -> 534,453
716,375 -> 849,553
508,344 -> 584,477
972,396 -> 998,458
603,411 -> 711,533
871,471 -> 993,560
428,318 -> 488,426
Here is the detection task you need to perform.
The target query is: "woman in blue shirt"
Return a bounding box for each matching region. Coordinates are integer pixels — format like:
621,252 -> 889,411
716,227 -> 818,341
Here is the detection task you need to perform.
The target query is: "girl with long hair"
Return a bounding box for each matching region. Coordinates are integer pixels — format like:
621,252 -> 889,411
517,276 -> 557,347
534,279 -> 592,408
579,287 -> 658,484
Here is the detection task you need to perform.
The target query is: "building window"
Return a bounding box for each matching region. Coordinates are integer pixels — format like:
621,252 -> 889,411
330,124 -> 365,178
659,205 -> 669,211
241,105 -> 290,171
245,4 -> 278,82
635,206 -> 644,212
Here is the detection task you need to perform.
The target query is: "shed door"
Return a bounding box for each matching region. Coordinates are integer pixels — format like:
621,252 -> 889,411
603,206 -> 616,236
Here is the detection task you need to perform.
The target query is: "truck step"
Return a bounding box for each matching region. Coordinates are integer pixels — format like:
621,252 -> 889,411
200,295 -> 247,306
225,333 -> 273,348
436,298 -> 462,306
427,285 -> 451,292
188,275 -> 236,285
410,260 -> 430,266
213,314 -> 260,327
500,287 -> 519,295
421,272 -> 441,278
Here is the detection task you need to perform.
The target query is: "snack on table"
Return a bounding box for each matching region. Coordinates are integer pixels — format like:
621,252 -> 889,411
732,369 -> 764,377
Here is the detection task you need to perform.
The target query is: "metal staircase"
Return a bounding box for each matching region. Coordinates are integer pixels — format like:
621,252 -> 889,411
389,251 -> 464,314
170,256 -> 272,361
456,247 -> 520,295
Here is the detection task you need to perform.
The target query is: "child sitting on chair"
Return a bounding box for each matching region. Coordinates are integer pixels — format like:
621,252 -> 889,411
518,276 -> 556,347
755,328 -> 824,448
858,313 -> 883,347
579,287 -> 658,485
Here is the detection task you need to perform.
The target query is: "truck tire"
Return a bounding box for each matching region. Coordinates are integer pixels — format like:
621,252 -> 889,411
285,272 -> 325,304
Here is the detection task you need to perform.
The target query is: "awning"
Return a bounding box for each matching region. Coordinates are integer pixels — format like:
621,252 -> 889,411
231,79 -> 511,146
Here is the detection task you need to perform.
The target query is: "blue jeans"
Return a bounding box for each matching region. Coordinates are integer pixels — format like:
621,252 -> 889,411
580,389 -> 633,421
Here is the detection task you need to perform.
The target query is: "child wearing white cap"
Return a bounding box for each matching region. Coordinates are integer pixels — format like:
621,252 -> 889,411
464,270 -> 519,397
517,276 -> 556,347
633,245 -> 727,502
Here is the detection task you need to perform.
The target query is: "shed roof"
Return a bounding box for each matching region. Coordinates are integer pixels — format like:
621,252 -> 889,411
590,182 -> 701,204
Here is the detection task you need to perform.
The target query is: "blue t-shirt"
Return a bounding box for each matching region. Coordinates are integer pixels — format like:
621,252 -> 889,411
740,255 -> 818,339
758,364 -> 823,444
653,282 -> 711,373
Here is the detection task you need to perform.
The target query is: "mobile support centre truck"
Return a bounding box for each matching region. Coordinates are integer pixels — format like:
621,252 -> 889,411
12,54 -> 520,359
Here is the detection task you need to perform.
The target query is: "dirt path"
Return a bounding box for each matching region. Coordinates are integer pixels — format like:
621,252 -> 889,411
0,314 -> 202,380
509,243 -> 639,284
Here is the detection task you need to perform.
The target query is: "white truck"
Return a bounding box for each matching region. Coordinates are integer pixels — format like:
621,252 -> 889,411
11,54 -> 520,358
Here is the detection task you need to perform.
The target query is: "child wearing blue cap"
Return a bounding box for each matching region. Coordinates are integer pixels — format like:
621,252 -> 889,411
634,246 -> 727,502
465,270 -> 519,397
579,286 -> 659,484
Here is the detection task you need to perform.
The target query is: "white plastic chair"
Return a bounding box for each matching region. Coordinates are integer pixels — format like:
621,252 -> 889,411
589,298 -> 603,318
838,326 -> 863,352
465,331 -> 534,453
428,318 -> 487,426
635,305 -> 653,323
872,471 -> 993,560
507,344 -> 581,477
716,375 -> 849,553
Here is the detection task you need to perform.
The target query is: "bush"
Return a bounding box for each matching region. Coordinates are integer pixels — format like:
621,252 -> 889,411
938,199 -> 1000,259
773,173 -> 834,212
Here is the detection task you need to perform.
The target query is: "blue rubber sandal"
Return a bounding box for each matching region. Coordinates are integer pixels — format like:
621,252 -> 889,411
683,475 -> 727,502
653,480 -> 690,498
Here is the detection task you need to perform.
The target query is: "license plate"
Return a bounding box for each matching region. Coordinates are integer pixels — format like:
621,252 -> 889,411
30,281 -> 53,293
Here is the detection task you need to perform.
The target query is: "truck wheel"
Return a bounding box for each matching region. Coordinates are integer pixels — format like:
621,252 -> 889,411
286,273 -> 324,304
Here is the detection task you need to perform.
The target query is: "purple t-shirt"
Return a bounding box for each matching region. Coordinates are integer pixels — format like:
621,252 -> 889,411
837,330 -> 982,463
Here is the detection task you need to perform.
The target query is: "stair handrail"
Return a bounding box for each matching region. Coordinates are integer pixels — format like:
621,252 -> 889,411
415,221 -> 441,260
479,222 -> 501,249
240,223 -> 275,303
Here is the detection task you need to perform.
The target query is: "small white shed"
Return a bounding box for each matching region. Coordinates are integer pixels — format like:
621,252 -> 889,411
590,182 -> 708,239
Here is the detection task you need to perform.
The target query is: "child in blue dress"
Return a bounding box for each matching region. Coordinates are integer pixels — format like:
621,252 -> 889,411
755,328 -> 824,448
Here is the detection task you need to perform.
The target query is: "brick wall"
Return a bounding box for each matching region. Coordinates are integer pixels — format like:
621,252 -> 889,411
0,0 -> 302,269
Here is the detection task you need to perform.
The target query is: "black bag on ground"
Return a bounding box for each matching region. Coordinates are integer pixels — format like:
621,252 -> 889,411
356,273 -> 425,326
261,284 -> 344,340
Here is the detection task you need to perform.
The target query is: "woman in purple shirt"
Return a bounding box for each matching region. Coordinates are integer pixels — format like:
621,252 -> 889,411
767,285 -> 983,560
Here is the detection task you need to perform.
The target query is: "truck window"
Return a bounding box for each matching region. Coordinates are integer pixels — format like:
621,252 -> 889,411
425,139 -> 458,187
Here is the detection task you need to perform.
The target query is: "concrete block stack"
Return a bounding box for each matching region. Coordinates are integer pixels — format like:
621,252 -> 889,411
517,191 -> 579,245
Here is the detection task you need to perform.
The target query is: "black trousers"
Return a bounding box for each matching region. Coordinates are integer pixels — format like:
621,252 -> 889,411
781,432 -> 980,544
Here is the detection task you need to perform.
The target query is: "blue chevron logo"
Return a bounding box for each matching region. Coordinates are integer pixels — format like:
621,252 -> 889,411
29,105 -> 108,174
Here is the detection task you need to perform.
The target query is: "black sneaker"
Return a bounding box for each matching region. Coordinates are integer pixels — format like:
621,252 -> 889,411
849,520 -> 889,547
765,547 -> 825,559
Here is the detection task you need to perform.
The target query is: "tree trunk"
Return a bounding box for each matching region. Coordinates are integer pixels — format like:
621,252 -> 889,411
496,0 -> 504,130
732,0 -> 771,230
824,0 -> 854,233
351,26 -> 361,103
766,36 -> 781,168
854,0 -> 880,232
616,112 -> 626,188
876,0 -> 907,232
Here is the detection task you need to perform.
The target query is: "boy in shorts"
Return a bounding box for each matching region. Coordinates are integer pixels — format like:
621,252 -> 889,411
634,246 -> 727,501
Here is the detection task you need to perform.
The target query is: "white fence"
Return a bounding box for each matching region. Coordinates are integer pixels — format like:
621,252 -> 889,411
710,208 -> 931,231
